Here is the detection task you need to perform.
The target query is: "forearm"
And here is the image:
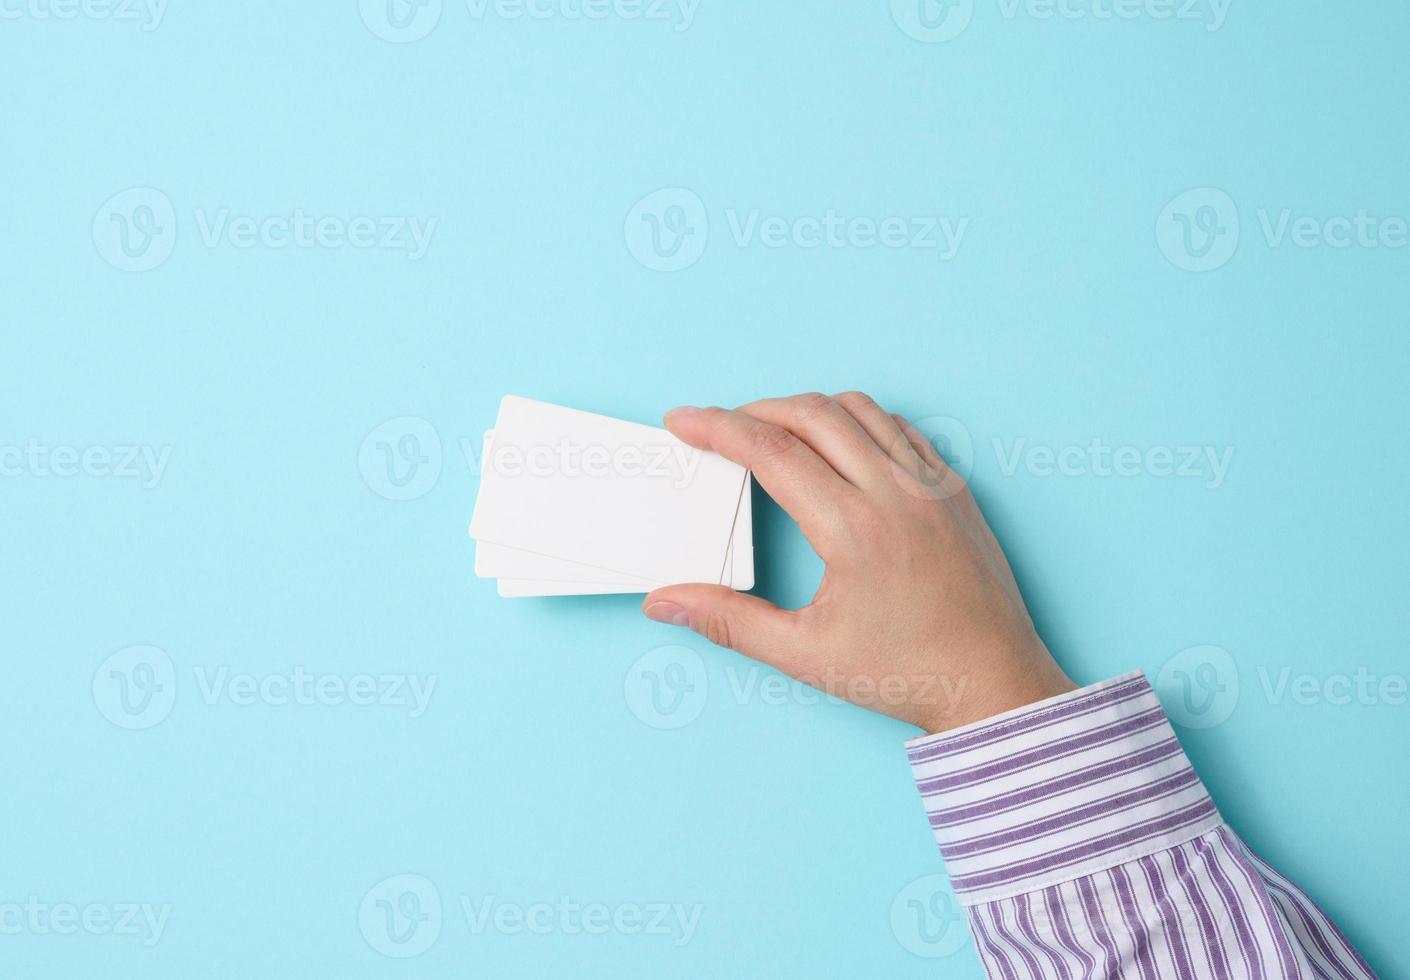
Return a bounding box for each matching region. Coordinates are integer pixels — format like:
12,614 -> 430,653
905,673 -> 1376,979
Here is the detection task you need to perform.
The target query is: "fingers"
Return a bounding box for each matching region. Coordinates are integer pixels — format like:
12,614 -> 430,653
891,413 -> 949,472
664,405 -> 852,537
831,391 -> 924,473
892,412 -> 968,500
736,393 -> 889,487
643,584 -> 805,676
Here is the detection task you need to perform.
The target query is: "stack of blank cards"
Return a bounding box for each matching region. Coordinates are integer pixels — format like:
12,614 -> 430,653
469,396 -> 754,597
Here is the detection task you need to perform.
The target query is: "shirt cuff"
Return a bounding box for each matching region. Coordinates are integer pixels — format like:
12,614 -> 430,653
905,671 -> 1224,906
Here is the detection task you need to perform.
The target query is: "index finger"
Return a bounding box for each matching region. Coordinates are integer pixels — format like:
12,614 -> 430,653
664,405 -> 853,539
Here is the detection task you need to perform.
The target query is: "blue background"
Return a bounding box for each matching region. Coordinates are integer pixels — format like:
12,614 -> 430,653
2,1 -> 1406,976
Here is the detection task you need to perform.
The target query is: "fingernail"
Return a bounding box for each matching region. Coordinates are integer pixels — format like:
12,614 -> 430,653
664,406 -> 700,424
644,601 -> 691,627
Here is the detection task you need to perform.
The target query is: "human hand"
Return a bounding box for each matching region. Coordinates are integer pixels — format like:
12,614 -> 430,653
641,392 -> 1075,733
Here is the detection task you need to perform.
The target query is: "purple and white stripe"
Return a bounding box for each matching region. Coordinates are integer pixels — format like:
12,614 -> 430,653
906,673 -> 1377,979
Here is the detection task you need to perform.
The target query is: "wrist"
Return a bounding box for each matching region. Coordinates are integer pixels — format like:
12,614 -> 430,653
915,640 -> 1076,734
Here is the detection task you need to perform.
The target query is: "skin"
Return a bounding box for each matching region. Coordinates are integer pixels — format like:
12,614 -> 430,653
641,391 -> 1076,734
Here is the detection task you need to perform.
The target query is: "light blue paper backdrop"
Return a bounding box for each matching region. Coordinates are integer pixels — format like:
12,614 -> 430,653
2,1 -> 1405,976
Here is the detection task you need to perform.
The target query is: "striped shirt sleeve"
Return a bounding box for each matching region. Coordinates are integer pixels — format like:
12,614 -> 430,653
905,672 -> 1377,979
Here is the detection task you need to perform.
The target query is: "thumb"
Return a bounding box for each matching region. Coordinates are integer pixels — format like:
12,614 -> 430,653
642,584 -> 802,673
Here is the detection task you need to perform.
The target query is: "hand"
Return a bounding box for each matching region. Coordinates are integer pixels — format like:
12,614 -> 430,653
641,392 -> 1075,733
